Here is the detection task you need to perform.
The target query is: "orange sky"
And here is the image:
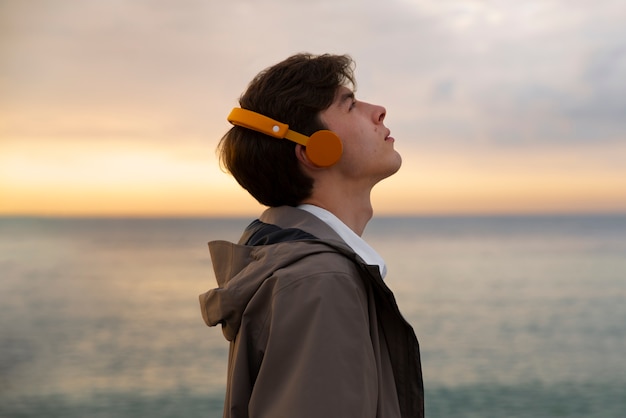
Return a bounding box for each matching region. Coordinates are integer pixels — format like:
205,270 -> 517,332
2,137 -> 625,217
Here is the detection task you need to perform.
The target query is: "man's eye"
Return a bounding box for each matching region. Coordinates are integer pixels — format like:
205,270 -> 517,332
349,100 -> 356,110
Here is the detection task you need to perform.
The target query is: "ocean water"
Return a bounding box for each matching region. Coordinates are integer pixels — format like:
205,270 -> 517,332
1,214 -> 625,417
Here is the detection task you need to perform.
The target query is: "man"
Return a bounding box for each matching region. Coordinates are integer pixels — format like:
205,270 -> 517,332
199,53 -> 424,418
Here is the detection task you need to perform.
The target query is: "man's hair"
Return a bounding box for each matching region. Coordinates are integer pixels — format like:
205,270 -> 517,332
217,53 -> 355,207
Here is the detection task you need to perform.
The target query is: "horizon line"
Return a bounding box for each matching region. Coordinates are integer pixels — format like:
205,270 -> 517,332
2,210 -> 625,220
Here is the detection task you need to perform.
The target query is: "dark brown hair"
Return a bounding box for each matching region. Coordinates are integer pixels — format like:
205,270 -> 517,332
217,53 -> 355,207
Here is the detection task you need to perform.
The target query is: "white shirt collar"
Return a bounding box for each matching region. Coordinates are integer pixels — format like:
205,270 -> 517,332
297,204 -> 387,278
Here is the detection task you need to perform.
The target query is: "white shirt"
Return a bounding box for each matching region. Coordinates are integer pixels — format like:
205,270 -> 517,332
298,204 -> 387,278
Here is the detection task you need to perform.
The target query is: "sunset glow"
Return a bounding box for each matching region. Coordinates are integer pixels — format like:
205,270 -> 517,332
2,138 -> 625,217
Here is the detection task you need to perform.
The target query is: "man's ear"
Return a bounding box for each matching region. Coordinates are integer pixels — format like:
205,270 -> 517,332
295,144 -> 323,170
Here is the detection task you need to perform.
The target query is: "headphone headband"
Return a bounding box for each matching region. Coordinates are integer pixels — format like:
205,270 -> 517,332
227,108 -> 342,167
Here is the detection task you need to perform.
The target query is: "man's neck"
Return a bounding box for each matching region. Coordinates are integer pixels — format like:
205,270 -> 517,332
300,187 -> 374,236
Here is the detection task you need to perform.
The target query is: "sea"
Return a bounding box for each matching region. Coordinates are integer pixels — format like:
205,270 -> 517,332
1,214 -> 625,418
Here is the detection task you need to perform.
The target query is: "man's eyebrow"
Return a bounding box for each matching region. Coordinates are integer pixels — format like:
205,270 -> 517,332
337,91 -> 355,106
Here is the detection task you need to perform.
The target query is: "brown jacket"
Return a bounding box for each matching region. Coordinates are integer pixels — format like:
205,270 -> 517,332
199,206 -> 424,418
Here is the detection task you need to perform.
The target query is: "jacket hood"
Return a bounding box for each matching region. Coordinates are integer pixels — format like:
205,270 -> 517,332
199,206 -> 363,341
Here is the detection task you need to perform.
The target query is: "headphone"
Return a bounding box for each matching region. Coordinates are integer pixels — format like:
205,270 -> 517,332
227,108 -> 343,167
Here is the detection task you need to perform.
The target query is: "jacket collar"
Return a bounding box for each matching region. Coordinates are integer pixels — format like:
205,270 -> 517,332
258,206 -> 346,243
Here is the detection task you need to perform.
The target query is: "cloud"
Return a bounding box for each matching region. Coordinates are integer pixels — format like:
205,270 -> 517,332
2,0 -> 625,150
374,0 -> 626,149
562,44 -> 626,139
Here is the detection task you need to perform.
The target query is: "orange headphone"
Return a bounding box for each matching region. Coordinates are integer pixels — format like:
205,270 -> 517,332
227,108 -> 343,167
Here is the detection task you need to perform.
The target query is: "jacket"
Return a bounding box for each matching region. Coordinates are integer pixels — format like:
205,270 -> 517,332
199,206 -> 424,418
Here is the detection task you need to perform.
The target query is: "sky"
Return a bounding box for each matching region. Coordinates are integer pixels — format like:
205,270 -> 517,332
1,0 -> 625,217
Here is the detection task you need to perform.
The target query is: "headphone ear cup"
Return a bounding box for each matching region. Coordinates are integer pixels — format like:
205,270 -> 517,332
305,130 -> 343,167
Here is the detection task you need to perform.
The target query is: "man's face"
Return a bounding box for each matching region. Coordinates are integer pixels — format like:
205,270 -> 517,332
319,86 -> 402,184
